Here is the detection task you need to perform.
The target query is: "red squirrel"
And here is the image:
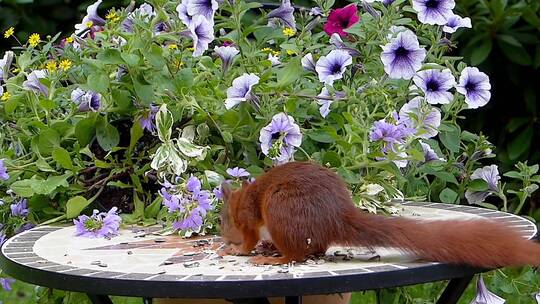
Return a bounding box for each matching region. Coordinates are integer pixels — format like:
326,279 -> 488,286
220,161 -> 540,267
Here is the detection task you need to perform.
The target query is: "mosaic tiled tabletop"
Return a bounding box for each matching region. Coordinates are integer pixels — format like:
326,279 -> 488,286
0,202 -> 537,298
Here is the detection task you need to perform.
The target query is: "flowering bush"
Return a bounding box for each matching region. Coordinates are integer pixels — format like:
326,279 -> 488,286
0,0 -> 539,237
1,0 -> 540,300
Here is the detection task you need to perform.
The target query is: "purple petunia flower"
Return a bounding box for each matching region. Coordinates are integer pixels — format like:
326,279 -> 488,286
470,275 -> 505,304
0,278 -> 15,291
226,167 -> 250,178
381,30 -> 426,79
71,88 -> 101,112
139,104 -> 159,133
259,113 -> 302,164
23,70 -> 49,96
301,53 -> 316,73
268,53 -> 281,66
0,159 -> 9,181
443,14 -> 472,33
225,73 -> 260,109
186,0 -> 219,22
176,1 -> 193,26
310,7 -> 323,16
214,46 -> 239,72
412,0 -> 455,25
330,33 -> 361,57
316,87 -> 346,118
160,187 -> 182,212
188,15 -> 215,57
412,69 -> 456,104
399,97 -> 441,138
456,67 -> 491,109
267,0 -> 296,29
10,199 -> 29,218
75,0 -> 106,35
122,3 -> 156,32
213,187 -> 223,200
465,165 -> 500,204
315,49 -> 353,85
74,207 -> 121,238
369,118 -> 415,148
0,51 -> 14,82
419,141 -> 445,163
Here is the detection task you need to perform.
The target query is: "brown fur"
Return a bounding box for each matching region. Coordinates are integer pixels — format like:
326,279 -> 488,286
221,161 -> 540,267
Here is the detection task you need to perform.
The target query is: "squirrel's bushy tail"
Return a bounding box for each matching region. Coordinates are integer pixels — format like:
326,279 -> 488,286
340,210 -> 540,268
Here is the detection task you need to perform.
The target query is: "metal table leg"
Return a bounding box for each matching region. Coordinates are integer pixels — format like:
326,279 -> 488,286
285,296 -> 302,304
436,275 -> 474,304
87,294 -> 113,304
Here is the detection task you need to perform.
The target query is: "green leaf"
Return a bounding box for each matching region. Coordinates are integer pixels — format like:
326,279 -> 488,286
121,53 -> 141,67
10,180 -> 35,197
276,57 -> 302,87
128,121 -> 144,156
133,192 -> 145,220
38,128 -> 60,156
438,124 -> 460,153
177,137 -> 207,159
96,116 -> 120,151
52,147 -> 74,170
497,38 -> 532,66
66,196 -> 91,219
75,117 -> 96,147
503,171 -> 522,179
144,197 -> 162,219
507,127 -> 532,160
468,179 -> 489,191
87,73 -> 110,94
97,49 -> 124,65
133,74 -> 154,105
470,39 -> 493,65
307,130 -> 336,143
439,188 -> 458,204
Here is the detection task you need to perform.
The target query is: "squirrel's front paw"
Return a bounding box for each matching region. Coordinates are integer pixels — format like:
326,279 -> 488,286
218,244 -> 250,256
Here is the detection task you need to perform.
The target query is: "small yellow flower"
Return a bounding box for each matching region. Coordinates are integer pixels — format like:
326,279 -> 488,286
272,50 -> 281,56
12,68 -> 20,74
1,92 -> 11,101
65,37 -> 74,44
86,21 -> 94,28
168,44 -> 178,50
173,59 -> 184,69
4,27 -> 14,39
59,59 -> 72,71
261,47 -> 273,53
283,27 -> 296,37
28,33 -> 41,47
106,11 -> 117,20
187,47 -> 195,52
286,50 -> 296,56
46,61 -> 57,72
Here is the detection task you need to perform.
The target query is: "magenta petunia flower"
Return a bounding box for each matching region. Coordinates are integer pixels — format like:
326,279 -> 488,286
74,207 -> 121,238
456,67 -> 491,109
323,4 -> 360,37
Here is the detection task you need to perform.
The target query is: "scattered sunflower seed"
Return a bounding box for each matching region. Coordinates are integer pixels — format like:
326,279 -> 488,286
184,261 -> 200,268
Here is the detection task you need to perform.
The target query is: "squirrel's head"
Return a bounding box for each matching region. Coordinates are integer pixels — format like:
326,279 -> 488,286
219,180 -> 249,245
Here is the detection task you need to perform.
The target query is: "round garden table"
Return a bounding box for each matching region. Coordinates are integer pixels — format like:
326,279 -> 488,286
0,202 -> 537,304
